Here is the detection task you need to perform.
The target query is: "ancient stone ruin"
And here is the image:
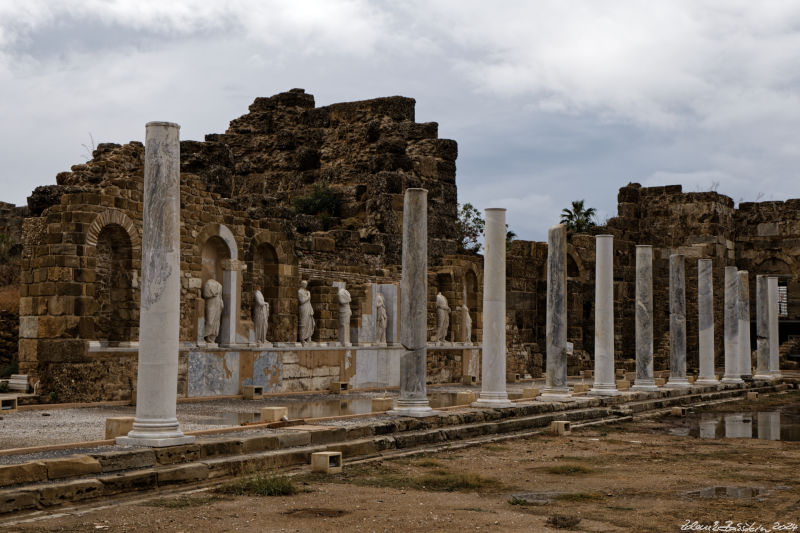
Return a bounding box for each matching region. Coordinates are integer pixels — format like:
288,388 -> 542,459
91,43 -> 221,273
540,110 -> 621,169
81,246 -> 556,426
0,89 -> 798,404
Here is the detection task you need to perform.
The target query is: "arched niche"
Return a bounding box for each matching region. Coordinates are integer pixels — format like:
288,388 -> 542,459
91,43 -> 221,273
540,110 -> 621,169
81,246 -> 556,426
94,224 -> 137,343
463,269 -> 479,343
198,223 -> 241,345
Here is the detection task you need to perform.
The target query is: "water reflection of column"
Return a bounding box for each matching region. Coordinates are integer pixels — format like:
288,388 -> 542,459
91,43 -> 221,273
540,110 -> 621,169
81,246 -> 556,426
724,414 -> 752,439
757,411 -> 780,441
698,418 -> 719,439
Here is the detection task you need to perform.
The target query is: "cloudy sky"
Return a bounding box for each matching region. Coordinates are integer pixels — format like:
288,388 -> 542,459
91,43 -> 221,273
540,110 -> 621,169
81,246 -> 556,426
2,1 -> 800,241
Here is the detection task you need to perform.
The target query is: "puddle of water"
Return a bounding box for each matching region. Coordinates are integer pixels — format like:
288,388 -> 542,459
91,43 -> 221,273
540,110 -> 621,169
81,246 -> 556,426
685,486 -> 766,499
669,403 -> 800,441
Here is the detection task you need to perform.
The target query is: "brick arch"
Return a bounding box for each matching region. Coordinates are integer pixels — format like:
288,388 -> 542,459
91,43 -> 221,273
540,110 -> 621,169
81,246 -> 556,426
248,230 -> 297,266
85,209 -> 140,250
753,255 -> 798,281
565,247 -> 586,281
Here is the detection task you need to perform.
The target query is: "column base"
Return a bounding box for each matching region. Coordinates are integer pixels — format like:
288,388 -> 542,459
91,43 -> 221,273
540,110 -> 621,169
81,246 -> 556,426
632,379 -> 660,392
665,377 -> 691,388
752,373 -> 772,380
588,385 -> 621,396
472,395 -> 515,408
387,398 -> 437,418
536,389 -> 573,402
721,376 -> 744,384
117,434 -> 196,447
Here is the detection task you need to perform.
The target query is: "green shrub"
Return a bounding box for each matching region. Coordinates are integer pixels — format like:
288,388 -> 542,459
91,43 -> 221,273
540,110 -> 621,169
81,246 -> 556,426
292,184 -> 342,230
0,362 -> 18,378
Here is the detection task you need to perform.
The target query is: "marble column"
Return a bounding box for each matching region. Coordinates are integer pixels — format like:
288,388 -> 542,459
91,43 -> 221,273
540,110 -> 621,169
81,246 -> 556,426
474,208 -> 513,407
632,245 -> 658,391
754,275 -> 771,379
768,276 -> 781,379
118,122 -> 193,447
721,266 -> 742,383
388,188 -> 433,416
220,259 -> 246,346
696,259 -> 719,385
738,271 -> 752,378
590,235 -> 619,396
540,224 -> 571,399
666,254 -> 690,388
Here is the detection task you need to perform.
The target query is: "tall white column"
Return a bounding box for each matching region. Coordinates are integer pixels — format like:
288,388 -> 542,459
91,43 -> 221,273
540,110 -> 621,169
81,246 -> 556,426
738,271 -> 752,378
754,275 -> 771,379
768,276 -> 781,379
667,254 -> 690,388
590,235 -> 619,396
540,224 -> 571,399
118,122 -> 193,447
474,208 -> 513,407
721,266 -> 742,383
632,245 -> 658,391
389,188 -> 433,416
696,259 -> 719,385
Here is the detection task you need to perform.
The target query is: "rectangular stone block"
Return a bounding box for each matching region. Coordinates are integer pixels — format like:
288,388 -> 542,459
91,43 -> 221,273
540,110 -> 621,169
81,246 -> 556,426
522,388 -> 541,398
747,392 -> 759,400
507,391 -> 523,400
241,434 -> 280,453
461,375 -> 477,385
371,398 -> 394,412
156,464 -> 209,486
39,479 -> 103,506
43,455 -> 102,480
199,438 -> 244,458
671,406 -> 689,416
309,427 -> 347,446
154,445 -> 201,465
0,396 -> 18,413
0,489 -> 39,514
654,378 -> 667,386
615,380 -> 631,391
455,391 -> 476,405
92,449 -> 156,473
260,406 -> 288,422
329,381 -> 349,394
573,384 -> 590,395
550,420 -> 571,436
0,462 -> 46,488
506,373 -> 520,383
311,451 -> 342,474
105,417 -> 134,440
277,430 -> 311,448
99,469 -> 157,495
582,370 -> 593,379
242,385 -> 263,400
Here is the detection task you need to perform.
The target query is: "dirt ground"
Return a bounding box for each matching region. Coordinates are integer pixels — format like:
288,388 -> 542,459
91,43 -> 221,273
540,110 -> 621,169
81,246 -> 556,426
3,393 -> 800,533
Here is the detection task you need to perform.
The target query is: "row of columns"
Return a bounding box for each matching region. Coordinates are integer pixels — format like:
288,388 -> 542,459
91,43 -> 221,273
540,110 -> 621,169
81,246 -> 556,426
122,122 -> 784,442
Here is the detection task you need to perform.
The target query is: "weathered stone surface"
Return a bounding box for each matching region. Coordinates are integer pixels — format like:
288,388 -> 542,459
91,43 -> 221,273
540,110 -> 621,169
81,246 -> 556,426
722,266 -> 742,383
92,449 -> 156,473
99,469 -> 157,494
43,455 -> 102,480
0,489 -> 38,514
155,463 -> 209,486
154,444 -> 201,465
632,246 -> 657,391
276,431 -> 311,448
543,224 -> 569,396
241,434 -> 280,453
39,479 -> 103,506
667,254 -> 689,388
0,462 -> 46,488
198,438 -> 245,459
696,259 -> 718,385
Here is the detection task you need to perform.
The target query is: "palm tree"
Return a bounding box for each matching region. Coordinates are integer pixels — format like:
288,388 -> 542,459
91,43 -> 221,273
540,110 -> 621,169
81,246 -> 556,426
560,200 -> 597,233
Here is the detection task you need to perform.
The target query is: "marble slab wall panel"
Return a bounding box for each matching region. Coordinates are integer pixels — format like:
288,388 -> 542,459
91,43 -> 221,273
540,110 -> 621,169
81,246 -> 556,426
187,351 -> 240,397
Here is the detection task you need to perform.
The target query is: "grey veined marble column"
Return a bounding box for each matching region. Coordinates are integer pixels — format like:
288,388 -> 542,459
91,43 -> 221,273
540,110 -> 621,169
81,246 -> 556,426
388,188 -> 433,416
118,122 -> 194,447
696,259 -> 719,385
738,271 -> 752,378
721,266 -> 742,383
754,275 -> 771,379
666,254 -> 690,388
540,224 -> 571,399
632,245 -> 658,391
768,276 -> 781,379
474,208 -> 513,407
589,235 -> 619,396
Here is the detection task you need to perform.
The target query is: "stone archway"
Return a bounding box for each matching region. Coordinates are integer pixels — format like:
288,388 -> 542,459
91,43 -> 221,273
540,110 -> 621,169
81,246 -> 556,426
198,223 -> 241,345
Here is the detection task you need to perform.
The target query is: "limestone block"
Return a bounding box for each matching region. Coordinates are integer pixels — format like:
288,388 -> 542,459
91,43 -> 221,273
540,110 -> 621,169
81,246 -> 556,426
329,381 -> 350,394
91,450 -> 156,473
746,392 -> 759,400
522,388 -> 541,398
99,469 -> 157,495
277,430 -> 311,448
505,373 -> 520,383
156,463 -> 209,486
199,438 -> 244,458
671,406 -> 689,416
461,375 -> 477,385
615,368 -> 625,378
0,462 -> 46,488
241,434 -> 280,453
19,316 -> 38,338
39,479 -> 103,506
654,378 -> 666,386
456,391 -> 476,405
154,445 -> 201,465
105,417 -> 134,440
687,376 -> 696,384
311,451 -> 342,474
549,420 -> 571,436
582,370 -> 593,379
261,406 -> 288,422
243,385 -> 264,400
572,384 -> 590,395
615,380 -> 631,391
371,397 -> 394,412
0,396 -> 18,413
0,488 -> 39,513
624,372 -> 637,382
43,455 -> 102,480
507,391 -> 523,400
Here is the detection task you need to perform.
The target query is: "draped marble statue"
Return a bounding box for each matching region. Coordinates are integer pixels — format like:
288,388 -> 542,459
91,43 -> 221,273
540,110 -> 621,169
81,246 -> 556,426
337,285 -> 352,346
202,279 -> 223,344
376,292 -> 388,345
253,289 -> 269,344
434,291 -> 450,343
298,280 -> 315,344
460,305 -> 472,344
